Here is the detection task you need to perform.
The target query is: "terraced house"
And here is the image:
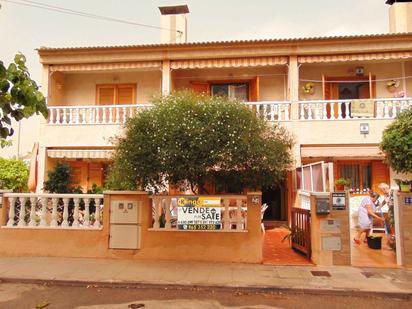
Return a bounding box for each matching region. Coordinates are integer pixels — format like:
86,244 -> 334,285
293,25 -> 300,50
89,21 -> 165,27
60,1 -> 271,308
35,2 -> 412,225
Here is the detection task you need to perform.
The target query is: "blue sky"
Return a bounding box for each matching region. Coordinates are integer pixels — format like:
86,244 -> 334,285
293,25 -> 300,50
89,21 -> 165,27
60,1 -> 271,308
0,0 -> 389,82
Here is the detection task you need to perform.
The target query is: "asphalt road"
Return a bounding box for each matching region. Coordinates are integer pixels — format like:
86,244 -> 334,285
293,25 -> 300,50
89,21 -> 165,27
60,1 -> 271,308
0,283 -> 411,309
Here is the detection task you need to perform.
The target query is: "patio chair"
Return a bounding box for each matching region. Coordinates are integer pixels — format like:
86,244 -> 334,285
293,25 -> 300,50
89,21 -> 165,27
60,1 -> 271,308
261,203 -> 269,234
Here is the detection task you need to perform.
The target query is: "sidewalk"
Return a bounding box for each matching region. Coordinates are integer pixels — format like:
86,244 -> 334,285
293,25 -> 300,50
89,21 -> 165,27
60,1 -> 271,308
0,257 -> 411,298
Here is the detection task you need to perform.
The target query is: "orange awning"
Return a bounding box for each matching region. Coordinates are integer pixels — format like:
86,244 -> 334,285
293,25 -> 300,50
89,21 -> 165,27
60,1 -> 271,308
49,61 -> 161,72
47,149 -> 113,159
28,142 -> 39,193
301,145 -> 384,158
298,51 -> 412,64
171,56 -> 288,69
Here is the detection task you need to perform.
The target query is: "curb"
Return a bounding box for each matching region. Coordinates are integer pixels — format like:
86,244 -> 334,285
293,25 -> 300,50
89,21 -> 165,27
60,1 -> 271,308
1,277 -> 411,300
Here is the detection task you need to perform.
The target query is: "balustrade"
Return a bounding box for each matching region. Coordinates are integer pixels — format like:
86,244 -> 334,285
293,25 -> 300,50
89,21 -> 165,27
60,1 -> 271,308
3,193 -> 103,229
299,98 -> 412,120
48,104 -> 153,125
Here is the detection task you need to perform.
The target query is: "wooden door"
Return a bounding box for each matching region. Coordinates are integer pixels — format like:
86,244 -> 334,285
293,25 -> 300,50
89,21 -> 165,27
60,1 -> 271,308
371,161 -> 390,193
88,163 -> 104,191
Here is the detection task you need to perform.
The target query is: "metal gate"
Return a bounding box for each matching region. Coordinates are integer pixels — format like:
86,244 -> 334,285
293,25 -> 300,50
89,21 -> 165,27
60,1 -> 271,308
291,207 -> 311,259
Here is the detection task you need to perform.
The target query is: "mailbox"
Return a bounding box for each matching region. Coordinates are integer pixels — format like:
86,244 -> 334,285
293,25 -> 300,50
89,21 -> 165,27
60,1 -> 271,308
316,197 -> 330,215
109,200 -> 142,249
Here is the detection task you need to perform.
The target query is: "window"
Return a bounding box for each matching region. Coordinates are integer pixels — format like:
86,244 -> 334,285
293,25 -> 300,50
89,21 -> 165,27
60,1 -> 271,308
96,84 -> 136,105
296,161 -> 329,192
338,163 -> 371,192
210,83 -> 248,102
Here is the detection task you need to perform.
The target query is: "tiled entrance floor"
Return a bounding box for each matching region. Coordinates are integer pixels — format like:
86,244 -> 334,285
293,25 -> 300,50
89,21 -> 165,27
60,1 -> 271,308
262,227 -> 312,265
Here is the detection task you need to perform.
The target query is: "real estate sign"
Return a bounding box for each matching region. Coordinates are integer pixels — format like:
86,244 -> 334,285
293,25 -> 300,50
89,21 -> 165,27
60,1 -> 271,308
177,197 -> 222,230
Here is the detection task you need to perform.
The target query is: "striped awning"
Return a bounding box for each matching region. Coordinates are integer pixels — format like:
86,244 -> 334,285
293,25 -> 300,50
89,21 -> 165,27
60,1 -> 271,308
49,61 -> 162,72
170,56 -> 288,69
47,149 -> 114,159
301,145 -> 384,158
298,51 -> 412,64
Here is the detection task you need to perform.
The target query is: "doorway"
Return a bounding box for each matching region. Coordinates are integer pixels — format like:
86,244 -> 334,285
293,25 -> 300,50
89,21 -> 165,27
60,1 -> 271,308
261,184 -> 313,265
262,186 -> 285,223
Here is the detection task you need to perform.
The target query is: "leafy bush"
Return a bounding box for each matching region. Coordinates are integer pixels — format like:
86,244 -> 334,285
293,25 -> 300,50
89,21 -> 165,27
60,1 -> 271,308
380,108 -> 412,173
106,91 -> 293,193
0,157 -> 28,192
43,162 -> 75,193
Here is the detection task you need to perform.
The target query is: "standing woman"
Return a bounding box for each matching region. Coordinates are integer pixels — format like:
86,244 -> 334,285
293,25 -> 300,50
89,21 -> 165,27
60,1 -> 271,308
354,191 -> 385,245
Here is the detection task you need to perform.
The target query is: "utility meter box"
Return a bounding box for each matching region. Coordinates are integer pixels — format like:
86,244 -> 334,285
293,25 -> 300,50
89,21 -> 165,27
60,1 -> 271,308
109,200 -> 142,249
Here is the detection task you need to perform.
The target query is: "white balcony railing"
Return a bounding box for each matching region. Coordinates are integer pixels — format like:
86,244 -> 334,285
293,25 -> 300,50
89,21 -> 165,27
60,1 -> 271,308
2,193 -> 104,229
47,101 -> 291,125
246,101 -> 291,121
299,98 -> 412,120
48,104 -> 153,125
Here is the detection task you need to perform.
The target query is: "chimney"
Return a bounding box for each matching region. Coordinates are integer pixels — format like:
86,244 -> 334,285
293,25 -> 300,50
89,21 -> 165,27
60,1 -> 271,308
158,4 -> 189,44
387,0 -> 412,33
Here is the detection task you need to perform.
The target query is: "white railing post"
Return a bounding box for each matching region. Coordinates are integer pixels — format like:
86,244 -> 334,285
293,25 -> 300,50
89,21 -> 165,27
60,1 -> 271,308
284,103 -> 290,120
115,107 -> 120,124
122,107 -> 127,123
6,197 -> 16,227
300,103 -> 305,120
62,198 -> 69,228
40,197 -> 48,227
17,197 -> 27,227
49,108 -> 54,124
102,107 -> 107,124
83,198 -> 90,227
50,198 -> 58,227
344,101 -> 350,119
108,107 -> 113,124
69,108 -> 73,124
93,198 -> 101,228
72,198 -> 80,227
28,197 -> 37,226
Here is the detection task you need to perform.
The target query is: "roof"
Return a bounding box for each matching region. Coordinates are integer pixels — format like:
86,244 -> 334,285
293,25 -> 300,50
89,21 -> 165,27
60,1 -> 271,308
158,5 -> 189,15
386,0 -> 412,5
38,32 -> 412,52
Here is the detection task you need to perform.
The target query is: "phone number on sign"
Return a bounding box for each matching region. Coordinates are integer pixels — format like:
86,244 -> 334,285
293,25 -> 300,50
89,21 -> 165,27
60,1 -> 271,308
178,224 -> 221,230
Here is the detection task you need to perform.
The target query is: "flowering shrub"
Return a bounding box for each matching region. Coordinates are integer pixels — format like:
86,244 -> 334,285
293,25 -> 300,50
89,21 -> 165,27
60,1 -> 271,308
106,91 -> 293,193
380,108 -> 412,174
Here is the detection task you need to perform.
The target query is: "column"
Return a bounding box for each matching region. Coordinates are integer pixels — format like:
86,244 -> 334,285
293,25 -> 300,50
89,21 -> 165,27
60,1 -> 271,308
288,56 -> 300,120
162,60 -> 171,95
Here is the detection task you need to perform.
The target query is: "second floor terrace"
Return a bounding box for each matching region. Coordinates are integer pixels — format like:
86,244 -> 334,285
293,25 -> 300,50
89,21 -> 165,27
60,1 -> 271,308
38,33 -> 412,147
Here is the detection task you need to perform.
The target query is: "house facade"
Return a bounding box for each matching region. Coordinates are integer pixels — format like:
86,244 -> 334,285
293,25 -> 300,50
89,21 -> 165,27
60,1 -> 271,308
35,3 -> 412,222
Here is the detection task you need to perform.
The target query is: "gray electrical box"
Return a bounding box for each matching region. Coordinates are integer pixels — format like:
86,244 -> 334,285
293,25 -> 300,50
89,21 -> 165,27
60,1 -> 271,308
109,200 -> 142,249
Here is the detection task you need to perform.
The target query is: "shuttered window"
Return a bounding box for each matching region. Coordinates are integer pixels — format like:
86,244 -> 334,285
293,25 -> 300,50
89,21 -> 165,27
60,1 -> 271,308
96,84 -> 136,105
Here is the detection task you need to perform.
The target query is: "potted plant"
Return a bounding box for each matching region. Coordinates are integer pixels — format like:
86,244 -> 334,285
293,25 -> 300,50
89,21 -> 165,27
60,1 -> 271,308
386,80 -> 400,93
302,82 -> 315,95
334,178 -> 351,191
394,179 -> 411,192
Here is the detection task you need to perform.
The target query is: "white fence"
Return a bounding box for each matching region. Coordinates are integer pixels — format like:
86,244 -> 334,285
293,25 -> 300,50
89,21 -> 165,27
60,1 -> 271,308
299,98 -> 412,120
48,104 -> 153,125
48,101 -> 291,125
3,193 -> 104,229
150,195 -> 248,231
245,101 -> 291,121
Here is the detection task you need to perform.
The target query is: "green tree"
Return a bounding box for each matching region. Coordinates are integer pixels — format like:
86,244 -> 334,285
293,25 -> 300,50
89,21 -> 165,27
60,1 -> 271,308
106,91 -> 293,193
380,108 -> 412,174
43,162 -> 78,193
0,53 -> 48,141
0,157 -> 28,192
